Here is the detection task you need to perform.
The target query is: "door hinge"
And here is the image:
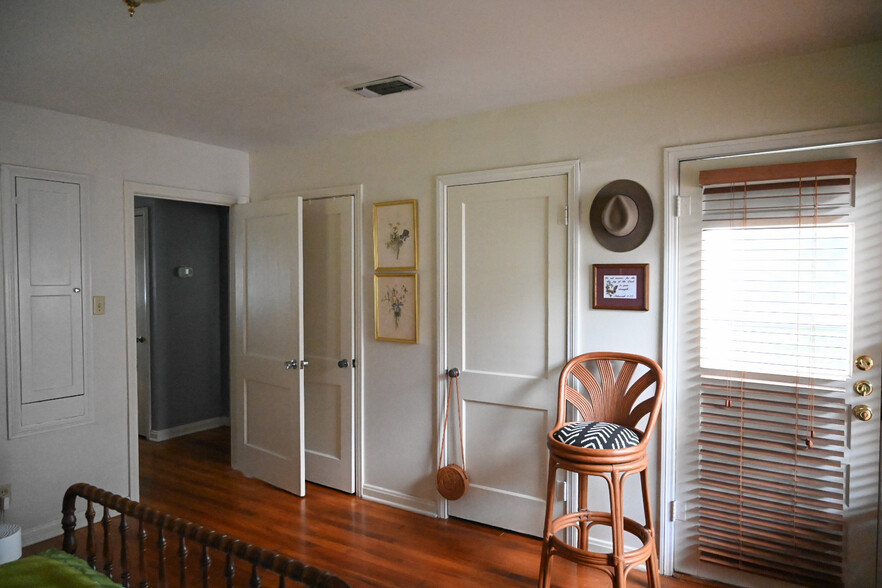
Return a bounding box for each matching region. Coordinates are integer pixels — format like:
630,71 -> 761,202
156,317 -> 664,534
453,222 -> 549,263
563,206 -> 569,226
669,500 -> 677,521
674,195 -> 692,217
556,479 -> 567,502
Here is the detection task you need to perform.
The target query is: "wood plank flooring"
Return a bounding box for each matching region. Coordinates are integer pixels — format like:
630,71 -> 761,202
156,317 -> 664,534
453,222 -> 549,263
28,427 -> 725,587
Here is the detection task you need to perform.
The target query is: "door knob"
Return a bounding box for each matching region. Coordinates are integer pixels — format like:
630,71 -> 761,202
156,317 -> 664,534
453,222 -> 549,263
284,360 -> 298,370
854,405 -> 873,421
300,360 -> 309,369
136,337 -> 146,343
856,355 -> 874,371
338,359 -> 349,368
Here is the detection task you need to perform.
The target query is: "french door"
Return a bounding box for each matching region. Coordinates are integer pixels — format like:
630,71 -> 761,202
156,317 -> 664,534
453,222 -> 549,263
230,196 -> 306,496
672,141 -> 882,587
302,194 -> 356,493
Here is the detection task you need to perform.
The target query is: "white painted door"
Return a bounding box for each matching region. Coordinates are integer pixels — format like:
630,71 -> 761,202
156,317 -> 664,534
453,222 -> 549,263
231,197 -> 306,496
302,195 -> 355,493
7,176 -> 88,432
672,142 -> 882,587
134,207 -> 152,437
445,174 -> 569,537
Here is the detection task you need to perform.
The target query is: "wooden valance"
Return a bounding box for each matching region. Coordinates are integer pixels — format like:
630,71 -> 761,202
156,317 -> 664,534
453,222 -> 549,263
699,158 -> 856,222
699,158 -> 856,187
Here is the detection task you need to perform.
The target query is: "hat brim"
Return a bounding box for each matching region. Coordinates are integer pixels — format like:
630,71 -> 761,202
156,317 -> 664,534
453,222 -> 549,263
589,180 -> 653,252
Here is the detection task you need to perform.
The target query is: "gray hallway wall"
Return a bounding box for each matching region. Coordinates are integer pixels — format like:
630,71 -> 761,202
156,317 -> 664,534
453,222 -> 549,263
135,196 -> 230,432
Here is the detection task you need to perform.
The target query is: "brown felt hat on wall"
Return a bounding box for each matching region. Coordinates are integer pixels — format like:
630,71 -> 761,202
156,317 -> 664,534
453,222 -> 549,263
589,180 -> 654,252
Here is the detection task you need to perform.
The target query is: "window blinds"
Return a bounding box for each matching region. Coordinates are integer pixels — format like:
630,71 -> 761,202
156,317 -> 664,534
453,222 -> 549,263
694,158 -> 856,587
700,158 -> 856,223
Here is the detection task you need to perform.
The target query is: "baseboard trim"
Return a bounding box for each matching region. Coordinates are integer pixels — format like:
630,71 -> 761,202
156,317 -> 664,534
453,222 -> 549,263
361,484 -> 438,518
22,517 -> 64,546
148,417 -> 230,442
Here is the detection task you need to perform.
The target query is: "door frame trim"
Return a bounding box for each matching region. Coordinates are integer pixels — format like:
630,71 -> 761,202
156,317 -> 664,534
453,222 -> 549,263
268,184 -> 365,497
123,181 -> 243,501
659,123 -> 882,575
435,160 -> 580,519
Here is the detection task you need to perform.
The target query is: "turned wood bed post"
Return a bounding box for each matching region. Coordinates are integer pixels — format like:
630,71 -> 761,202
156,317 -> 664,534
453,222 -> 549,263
61,483 -> 82,555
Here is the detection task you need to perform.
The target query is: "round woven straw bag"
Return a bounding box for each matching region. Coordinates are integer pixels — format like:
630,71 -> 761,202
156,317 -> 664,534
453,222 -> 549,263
437,463 -> 469,500
437,369 -> 469,500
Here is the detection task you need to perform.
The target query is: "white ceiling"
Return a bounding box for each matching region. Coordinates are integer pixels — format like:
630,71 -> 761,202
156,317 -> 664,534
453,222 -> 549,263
2,0 -> 880,152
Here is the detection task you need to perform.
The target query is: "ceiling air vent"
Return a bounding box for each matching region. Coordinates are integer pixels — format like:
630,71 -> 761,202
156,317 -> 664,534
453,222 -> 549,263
349,76 -> 423,98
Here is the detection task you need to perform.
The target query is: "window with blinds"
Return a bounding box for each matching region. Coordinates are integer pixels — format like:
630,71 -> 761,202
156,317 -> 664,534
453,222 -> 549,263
695,158 -> 856,587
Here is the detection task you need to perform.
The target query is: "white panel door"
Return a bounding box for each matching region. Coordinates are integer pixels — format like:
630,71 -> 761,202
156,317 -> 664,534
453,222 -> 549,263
446,174 -> 568,537
15,177 -> 84,406
672,142 -> 882,588
302,195 -> 355,493
231,197 -> 305,496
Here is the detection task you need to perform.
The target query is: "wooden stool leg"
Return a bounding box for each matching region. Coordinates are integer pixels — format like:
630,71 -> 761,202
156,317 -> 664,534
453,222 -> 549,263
578,473 -> 589,550
610,470 -> 627,588
640,468 -> 661,588
538,456 -> 557,588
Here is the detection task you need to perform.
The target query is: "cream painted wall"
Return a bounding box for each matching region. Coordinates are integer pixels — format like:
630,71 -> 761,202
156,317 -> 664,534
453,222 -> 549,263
249,42 -> 882,514
0,101 -> 249,543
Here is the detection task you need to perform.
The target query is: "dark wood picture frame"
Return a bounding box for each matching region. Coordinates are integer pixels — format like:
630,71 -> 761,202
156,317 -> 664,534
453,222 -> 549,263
592,264 -> 649,311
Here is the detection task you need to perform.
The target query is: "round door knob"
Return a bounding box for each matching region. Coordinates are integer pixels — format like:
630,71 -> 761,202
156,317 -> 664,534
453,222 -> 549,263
856,355 -> 874,371
854,405 -> 873,421
855,380 -> 874,396
136,337 -> 146,343
284,360 -> 298,370
337,359 -> 349,368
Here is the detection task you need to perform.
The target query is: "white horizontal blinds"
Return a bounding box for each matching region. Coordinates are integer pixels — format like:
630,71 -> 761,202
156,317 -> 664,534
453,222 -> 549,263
700,158 -> 856,223
695,159 -> 856,587
700,225 -> 854,380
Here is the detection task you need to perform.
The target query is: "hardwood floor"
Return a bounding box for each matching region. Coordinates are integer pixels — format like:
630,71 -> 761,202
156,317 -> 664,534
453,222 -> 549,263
28,427 -> 725,587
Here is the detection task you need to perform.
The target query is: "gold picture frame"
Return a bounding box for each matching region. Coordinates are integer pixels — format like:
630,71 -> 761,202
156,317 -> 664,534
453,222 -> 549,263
374,273 -> 419,343
373,200 -> 418,271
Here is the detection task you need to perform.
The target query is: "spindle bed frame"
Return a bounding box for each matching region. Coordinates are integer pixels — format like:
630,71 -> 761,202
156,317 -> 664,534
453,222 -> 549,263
60,483 -> 350,588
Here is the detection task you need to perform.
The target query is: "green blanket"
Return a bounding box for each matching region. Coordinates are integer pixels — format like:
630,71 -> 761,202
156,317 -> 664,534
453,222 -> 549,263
0,549 -> 121,587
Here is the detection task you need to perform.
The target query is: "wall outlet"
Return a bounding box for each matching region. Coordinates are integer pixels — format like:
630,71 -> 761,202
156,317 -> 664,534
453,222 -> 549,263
0,484 -> 10,509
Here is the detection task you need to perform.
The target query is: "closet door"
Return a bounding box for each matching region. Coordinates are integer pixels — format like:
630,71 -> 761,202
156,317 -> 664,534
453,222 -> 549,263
2,167 -> 91,436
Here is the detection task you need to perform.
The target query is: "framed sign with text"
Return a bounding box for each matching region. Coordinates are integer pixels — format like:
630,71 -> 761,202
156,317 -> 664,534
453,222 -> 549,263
592,264 -> 649,311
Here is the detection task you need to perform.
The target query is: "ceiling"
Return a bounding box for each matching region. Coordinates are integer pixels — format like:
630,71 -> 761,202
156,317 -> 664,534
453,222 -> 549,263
2,0 -> 880,152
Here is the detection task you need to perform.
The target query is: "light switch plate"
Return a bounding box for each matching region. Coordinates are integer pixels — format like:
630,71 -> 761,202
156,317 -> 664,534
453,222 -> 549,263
93,296 -> 106,315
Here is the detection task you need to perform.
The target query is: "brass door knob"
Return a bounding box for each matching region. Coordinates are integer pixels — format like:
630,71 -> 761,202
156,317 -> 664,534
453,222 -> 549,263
856,355 -> 874,371
854,405 -> 873,421
855,380 -> 874,396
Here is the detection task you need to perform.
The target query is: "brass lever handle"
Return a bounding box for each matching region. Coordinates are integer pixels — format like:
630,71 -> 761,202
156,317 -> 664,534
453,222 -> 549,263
855,380 -> 874,396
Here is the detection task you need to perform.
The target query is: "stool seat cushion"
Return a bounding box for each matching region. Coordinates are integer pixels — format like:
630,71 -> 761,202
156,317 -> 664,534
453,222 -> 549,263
553,421 -> 640,450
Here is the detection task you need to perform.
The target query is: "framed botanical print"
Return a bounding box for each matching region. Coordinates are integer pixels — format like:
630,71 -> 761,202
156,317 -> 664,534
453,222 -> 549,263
373,200 -> 418,271
374,273 -> 419,343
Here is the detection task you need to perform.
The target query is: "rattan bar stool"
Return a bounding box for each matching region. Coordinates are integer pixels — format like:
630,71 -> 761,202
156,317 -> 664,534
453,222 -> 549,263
538,352 -> 664,588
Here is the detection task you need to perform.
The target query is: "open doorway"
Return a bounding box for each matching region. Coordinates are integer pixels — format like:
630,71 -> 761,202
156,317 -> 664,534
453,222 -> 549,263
134,197 -> 230,441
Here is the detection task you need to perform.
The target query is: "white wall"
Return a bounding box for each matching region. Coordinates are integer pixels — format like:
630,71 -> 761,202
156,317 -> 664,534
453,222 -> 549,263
249,42 -> 882,514
0,101 -> 249,543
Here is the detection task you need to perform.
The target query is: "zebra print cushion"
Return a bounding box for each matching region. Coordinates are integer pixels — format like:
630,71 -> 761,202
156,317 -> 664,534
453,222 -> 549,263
552,421 -> 640,450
